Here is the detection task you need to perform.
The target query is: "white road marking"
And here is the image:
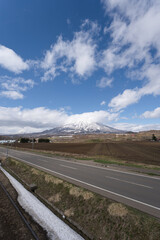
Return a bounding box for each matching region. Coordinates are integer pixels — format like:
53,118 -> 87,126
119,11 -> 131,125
60,164 -> 77,170
3,147 -> 160,180
105,176 -> 153,189
7,154 -> 160,212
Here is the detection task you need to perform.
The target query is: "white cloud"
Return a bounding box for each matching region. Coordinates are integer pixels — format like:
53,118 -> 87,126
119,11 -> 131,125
0,106 -> 119,134
1,105 -> 159,134
0,76 -> 35,100
41,20 -> 98,81
101,0 -> 157,21
97,77 -> 113,88
109,88 -> 141,111
109,63 -> 160,111
141,107 -> 160,119
0,107 -> 67,134
101,0 -> 160,110
139,64 -> 160,96
100,101 -> 106,106
0,45 -> 29,73
66,110 -> 118,125
113,122 -> 160,132
0,91 -> 24,100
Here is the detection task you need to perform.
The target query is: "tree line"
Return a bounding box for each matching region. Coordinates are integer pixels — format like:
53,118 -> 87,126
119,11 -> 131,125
20,138 -> 50,143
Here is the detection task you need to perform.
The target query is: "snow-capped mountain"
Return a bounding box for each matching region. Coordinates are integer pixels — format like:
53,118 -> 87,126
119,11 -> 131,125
40,122 -> 123,135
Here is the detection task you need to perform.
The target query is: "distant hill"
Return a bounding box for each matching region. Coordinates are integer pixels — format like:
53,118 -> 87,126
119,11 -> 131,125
0,121 -> 125,138
39,122 -> 124,136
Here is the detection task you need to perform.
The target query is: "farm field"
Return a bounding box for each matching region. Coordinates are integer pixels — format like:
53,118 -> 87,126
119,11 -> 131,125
12,141 -> 160,166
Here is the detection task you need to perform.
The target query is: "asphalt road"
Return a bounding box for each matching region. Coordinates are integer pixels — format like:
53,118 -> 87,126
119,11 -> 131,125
0,146 -> 160,218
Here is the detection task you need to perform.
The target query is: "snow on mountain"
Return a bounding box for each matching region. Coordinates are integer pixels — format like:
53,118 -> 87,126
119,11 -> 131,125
41,121 -> 123,135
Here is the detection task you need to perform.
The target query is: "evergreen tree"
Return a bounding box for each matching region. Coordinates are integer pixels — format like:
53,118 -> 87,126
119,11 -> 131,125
152,134 -> 157,141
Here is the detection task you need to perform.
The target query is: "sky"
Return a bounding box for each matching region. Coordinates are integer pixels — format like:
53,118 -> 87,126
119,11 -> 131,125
0,0 -> 160,134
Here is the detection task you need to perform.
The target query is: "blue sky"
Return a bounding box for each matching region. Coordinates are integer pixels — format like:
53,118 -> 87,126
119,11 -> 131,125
0,0 -> 160,134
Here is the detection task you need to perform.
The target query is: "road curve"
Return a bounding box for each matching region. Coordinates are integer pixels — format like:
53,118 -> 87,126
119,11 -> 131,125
0,146 -> 160,218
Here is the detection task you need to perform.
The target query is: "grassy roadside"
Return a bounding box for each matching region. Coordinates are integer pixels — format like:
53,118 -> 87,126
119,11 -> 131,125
93,158 -> 160,170
2,157 -> 160,240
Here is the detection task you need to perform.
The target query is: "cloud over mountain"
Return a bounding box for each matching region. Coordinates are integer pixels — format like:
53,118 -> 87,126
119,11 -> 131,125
0,107 -> 119,134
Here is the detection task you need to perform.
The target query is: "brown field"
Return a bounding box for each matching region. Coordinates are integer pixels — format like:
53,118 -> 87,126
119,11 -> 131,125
12,141 -> 160,166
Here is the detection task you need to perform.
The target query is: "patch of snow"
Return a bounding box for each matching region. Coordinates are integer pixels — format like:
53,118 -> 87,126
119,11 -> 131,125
40,121 -> 123,135
63,121 -> 119,133
1,167 -> 84,240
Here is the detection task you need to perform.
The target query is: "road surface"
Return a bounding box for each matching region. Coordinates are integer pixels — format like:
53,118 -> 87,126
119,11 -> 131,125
0,146 -> 160,218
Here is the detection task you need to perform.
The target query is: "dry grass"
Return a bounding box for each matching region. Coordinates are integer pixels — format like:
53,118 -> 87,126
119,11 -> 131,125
0,156 -> 6,165
11,159 -> 20,165
44,174 -> 63,185
69,186 -> 93,200
64,208 -> 74,217
82,191 -> 94,200
48,193 -> 61,203
108,203 -> 128,217
63,182 -> 72,188
31,168 -> 41,175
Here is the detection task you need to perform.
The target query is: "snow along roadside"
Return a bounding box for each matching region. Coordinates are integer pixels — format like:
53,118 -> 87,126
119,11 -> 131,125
1,167 -> 84,240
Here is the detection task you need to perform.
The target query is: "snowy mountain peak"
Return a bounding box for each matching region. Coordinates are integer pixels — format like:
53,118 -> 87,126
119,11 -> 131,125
41,121 -> 123,135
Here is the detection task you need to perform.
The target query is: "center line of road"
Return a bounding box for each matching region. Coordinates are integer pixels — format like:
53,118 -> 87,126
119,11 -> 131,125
60,164 -> 77,170
105,176 -> 153,189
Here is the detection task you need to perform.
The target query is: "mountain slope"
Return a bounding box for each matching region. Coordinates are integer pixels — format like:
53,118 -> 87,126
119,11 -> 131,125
41,122 -> 123,135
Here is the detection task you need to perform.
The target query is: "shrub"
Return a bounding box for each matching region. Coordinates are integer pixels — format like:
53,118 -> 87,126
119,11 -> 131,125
38,138 -> 50,143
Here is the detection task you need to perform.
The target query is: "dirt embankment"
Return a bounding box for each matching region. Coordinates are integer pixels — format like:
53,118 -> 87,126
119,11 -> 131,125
12,141 -> 160,166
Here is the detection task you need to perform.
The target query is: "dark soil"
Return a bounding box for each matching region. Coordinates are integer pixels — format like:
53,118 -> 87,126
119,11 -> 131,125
13,141 -> 160,166
0,170 -> 48,240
